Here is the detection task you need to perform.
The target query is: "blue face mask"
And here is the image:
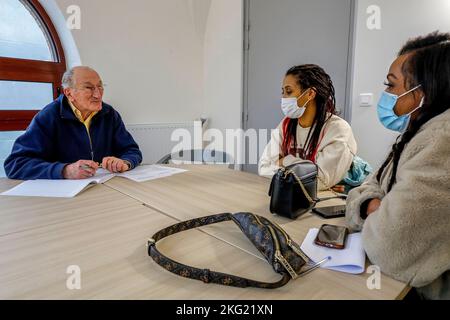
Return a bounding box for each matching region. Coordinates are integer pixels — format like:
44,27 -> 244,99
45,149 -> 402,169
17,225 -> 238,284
377,85 -> 424,133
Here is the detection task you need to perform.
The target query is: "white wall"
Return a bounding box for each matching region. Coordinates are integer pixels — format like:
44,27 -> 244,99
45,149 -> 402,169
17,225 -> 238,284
203,0 -> 243,133
53,0 -> 206,125
188,0 -> 212,46
351,0 -> 450,167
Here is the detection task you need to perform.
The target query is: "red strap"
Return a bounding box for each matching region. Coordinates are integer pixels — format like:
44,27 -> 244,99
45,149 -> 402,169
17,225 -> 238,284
282,117 -> 290,137
282,117 -> 292,157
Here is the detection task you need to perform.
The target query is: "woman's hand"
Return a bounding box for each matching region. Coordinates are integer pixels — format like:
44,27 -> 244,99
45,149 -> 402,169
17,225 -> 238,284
367,198 -> 382,216
332,185 -> 345,193
277,157 -> 285,166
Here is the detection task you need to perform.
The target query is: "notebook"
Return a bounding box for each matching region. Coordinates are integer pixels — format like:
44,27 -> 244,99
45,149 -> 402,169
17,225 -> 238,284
0,165 -> 187,198
0,172 -> 114,198
300,228 -> 366,274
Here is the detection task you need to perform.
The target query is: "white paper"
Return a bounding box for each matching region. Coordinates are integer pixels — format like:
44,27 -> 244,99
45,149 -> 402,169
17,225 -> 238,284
300,228 -> 366,274
0,165 -> 187,198
115,165 -> 187,182
88,170 -> 115,184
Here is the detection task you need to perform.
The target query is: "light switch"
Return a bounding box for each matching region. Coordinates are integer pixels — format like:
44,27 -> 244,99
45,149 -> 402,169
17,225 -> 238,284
360,93 -> 373,107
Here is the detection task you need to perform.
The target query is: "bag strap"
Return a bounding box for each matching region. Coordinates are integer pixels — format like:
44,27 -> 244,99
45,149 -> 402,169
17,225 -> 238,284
147,213 -> 291,289
283,167 -> 347,205
282,167 -> 317,205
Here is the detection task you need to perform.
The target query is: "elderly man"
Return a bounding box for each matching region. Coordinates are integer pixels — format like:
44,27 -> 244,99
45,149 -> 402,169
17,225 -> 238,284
4,66 -> 142,180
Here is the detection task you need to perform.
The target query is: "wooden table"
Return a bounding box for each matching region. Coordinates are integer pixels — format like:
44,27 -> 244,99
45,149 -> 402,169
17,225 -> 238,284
0,166 -> 409,299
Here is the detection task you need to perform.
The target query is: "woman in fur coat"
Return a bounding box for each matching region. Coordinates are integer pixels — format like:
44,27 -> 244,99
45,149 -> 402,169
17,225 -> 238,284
346,32 -> 450,300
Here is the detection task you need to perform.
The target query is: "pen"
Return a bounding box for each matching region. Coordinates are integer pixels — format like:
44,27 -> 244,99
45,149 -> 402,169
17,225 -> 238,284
80,164 -> 102,170
299,256 -> 331,277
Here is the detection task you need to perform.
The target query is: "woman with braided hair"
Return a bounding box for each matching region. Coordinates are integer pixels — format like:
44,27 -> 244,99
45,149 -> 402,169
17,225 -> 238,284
346,32 -> 450,300
258,64 -> 357,191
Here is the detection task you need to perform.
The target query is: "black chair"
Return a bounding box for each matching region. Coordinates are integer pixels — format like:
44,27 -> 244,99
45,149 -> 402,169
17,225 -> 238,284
157,149 -> 234,169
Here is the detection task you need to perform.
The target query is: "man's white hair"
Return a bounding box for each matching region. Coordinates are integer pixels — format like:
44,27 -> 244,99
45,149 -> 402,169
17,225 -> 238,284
61,66 -> 97,89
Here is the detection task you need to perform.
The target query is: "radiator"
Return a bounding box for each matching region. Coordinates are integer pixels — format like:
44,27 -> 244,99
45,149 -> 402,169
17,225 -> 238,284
126,122 -> 199,165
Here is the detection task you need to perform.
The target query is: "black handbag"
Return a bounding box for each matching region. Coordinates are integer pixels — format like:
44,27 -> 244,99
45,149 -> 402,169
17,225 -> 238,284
147,212 -> 327,289
269,161 -> 318,219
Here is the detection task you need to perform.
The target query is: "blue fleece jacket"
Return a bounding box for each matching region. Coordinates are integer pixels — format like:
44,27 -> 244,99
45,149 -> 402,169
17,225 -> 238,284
4,95 -> 142,180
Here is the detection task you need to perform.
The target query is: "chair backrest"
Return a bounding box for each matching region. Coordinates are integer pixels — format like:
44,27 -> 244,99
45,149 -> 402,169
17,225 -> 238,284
157,149 -> 234,168
0,131 -> 23,178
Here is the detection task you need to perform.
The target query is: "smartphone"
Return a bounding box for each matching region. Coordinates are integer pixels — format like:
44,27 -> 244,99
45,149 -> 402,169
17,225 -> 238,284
312,205 -> 346,219
314,224 -> 349,250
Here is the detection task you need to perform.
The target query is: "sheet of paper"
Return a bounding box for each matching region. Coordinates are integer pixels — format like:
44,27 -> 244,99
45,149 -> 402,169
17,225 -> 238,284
116,165 -> 187,182
300,228 -> 366,274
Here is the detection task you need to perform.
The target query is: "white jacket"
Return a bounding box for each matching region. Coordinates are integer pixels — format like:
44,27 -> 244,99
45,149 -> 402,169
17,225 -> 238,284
258,115 -> 357,190
346,109 -> 450,300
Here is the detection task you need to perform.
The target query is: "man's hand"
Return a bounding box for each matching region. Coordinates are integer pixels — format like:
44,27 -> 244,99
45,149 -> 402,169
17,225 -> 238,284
63,160 -> 99,180
367,198 -> 382,216
102,157 -> 129,173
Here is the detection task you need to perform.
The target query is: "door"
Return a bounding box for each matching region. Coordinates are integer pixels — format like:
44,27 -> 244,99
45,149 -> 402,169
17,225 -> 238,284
243,0 -> 355,173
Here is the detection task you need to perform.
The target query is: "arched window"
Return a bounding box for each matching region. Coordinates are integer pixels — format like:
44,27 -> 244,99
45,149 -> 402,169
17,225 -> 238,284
0,0 -> 66,131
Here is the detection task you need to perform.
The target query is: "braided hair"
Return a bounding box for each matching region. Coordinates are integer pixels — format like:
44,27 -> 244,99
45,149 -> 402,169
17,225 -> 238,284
282,64 -> 337,161
377,31 -> 450,191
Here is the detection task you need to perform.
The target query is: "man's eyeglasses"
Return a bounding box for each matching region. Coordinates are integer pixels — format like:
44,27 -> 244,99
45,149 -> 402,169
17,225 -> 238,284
76,84 -> 106,94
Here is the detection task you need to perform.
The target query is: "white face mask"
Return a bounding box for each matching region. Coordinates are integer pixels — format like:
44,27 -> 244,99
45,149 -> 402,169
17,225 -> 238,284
281,90 -> 311,119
